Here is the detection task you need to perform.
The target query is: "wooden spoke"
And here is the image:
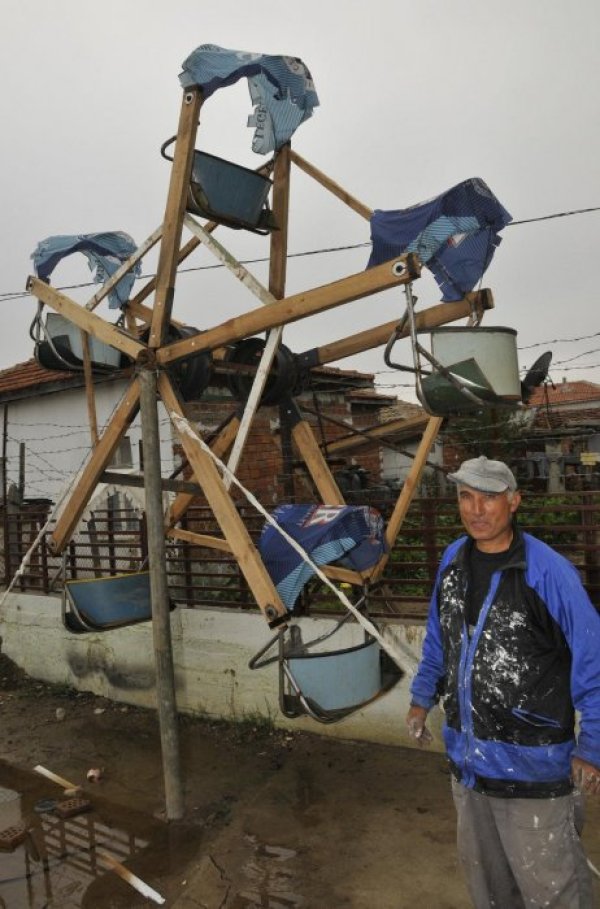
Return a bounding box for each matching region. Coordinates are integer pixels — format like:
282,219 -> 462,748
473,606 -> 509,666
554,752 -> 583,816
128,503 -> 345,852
149,88 -> 203,348
26,277 -> 147,362
49,378 -> 142,553
158,373 -> 288,624
157,255 -> 421,366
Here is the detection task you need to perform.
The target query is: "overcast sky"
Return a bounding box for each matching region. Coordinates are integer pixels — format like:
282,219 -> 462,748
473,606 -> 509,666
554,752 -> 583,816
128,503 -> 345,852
1,0 -> 599,404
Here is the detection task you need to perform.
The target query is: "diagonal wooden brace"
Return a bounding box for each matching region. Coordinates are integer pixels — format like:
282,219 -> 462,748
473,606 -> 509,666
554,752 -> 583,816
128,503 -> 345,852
27,277 -> 147,362
49,378 -> 142,553
158,373 -> 288,625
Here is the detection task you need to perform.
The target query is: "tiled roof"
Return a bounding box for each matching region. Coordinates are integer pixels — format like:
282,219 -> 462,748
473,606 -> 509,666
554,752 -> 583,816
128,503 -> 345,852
527,380 -> 600,408
0,358 -> 76,397
0,356 -> 377,402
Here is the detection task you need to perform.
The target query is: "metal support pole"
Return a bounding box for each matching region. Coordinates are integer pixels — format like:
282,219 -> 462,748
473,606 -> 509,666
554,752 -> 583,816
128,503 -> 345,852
138,368 -> 184,820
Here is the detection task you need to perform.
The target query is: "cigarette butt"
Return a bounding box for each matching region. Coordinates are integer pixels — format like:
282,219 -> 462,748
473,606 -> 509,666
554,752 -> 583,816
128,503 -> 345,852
97,850 -> 165,905
33,765 -> 78,791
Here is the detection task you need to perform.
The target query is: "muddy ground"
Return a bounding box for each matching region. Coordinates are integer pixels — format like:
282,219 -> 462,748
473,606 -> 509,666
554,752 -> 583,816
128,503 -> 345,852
0,654 -> 599,909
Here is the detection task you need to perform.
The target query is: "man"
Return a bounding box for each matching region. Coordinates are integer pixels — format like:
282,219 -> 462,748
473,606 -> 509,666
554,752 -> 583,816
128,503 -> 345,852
406,455 -> 600,908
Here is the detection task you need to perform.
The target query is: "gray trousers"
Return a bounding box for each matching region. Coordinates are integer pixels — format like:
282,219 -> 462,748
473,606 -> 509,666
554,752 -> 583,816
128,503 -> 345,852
451,778 -> 595,908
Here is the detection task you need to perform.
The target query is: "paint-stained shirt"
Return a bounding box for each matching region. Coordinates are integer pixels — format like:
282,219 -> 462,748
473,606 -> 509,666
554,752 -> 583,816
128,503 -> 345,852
411,530 -> 600,796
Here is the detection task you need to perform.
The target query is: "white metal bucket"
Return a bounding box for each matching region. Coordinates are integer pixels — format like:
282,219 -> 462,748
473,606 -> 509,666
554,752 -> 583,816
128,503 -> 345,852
429,326 -> 520,400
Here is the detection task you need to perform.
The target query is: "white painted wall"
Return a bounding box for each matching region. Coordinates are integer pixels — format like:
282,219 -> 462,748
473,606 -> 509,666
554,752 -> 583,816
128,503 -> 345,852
1,379 -> 176,505
0,593 -> 444,752
381,437 -> 443,488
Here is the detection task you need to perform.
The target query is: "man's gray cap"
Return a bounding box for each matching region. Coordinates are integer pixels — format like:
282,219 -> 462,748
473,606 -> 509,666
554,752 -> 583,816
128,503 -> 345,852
447,456 -> 517,493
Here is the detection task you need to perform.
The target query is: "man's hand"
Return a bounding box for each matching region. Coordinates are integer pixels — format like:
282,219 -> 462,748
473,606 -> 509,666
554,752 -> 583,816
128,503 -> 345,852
406,705 -> 433,747
572,757 -> 600,795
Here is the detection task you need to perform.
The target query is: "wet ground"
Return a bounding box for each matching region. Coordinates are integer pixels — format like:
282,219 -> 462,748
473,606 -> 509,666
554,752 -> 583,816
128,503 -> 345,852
0,653 -> 599,908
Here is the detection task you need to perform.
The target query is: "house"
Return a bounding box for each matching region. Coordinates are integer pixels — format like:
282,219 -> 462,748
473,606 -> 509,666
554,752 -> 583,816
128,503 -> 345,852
524,379 -> 600,492
0,356 -> 427,521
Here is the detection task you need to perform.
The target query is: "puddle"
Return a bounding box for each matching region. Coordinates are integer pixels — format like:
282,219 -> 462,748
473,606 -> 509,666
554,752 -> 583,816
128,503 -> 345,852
0,761 -> 195,907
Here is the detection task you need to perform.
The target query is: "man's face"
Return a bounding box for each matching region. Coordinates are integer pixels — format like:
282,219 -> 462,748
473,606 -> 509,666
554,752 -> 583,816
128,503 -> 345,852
457,485 -> 521,552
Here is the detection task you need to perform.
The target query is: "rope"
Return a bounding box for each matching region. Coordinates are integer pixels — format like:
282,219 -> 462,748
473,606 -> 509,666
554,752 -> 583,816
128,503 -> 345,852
170,411 -> 418,675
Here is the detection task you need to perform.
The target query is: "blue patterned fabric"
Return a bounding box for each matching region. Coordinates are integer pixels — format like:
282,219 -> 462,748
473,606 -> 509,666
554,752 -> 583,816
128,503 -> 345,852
368,178 -> 512,301
31,231 -> 140,309
179,44 -> 319,154
259,504 -> 387,611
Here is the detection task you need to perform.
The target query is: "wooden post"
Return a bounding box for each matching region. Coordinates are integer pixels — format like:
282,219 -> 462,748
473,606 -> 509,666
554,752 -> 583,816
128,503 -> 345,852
138,369 -> 184,820
80,332 -> 99,446
18,442 -> 25,502
149,88 -> 203,348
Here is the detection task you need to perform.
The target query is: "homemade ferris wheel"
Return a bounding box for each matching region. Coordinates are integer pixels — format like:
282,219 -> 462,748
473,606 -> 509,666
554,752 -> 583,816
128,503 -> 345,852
26,45 -> 525,720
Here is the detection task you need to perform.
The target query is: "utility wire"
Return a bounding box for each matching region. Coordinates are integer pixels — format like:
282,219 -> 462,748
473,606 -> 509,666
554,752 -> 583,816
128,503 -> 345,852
1,202 -> 598,304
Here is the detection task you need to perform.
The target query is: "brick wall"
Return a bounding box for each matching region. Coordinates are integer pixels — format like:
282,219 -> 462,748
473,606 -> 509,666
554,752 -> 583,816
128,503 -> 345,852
181,384 -> 385,506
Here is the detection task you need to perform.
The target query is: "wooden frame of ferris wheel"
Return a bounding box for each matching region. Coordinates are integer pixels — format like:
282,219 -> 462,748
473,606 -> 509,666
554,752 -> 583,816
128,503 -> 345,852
26,85 -> 493,627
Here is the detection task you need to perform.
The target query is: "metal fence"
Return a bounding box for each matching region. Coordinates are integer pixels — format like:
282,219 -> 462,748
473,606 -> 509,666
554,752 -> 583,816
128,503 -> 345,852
2,492 -> 599,620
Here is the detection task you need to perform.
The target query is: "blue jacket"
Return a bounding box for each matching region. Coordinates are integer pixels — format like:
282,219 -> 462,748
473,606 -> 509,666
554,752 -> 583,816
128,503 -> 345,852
411,529 -> 600,796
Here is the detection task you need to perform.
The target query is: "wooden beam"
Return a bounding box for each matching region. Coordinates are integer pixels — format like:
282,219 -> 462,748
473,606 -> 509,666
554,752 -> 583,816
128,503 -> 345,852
149,88 -> 203,348
166,527 -> 232,553
157,255 -> 420,366
269,144 -> 291,299
298,290 -> 494,367
291,419 -> 345,505
290,150 -> 373,221
166,414 -> 240,529
80,331 -> 99,446
26,277 -> 147,362
321,564 -> 367,584
322,413 -> 431,456
159,374 -> 287,624
49,378 -> 142,553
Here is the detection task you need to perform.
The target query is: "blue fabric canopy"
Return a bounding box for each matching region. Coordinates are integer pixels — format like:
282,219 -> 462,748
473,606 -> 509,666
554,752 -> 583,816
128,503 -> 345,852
259,504 -> 387,611
31,231 -> 141,309
368,178 -> 512,301
179,44 -> 319,155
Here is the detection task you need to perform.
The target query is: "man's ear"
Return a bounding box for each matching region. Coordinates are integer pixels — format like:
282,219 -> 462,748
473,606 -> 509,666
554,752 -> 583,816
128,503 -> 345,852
510,491 -> 522,514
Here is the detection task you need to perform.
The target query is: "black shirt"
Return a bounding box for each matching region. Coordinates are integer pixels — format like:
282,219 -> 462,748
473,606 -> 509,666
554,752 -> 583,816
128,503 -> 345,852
466,533 -> 520,628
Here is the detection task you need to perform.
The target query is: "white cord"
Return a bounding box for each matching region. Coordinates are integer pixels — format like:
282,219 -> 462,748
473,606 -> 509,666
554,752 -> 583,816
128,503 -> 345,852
170,411 -> 418,674
587,857 -> 600,880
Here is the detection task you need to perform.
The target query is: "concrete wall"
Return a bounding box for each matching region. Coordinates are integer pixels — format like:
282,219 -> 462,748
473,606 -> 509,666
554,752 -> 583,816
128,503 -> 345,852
0,593 -> 444,752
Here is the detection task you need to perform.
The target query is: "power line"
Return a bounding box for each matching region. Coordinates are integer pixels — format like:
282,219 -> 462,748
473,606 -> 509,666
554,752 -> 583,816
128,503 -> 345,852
1,201 -> 598,304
